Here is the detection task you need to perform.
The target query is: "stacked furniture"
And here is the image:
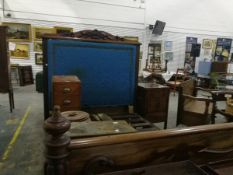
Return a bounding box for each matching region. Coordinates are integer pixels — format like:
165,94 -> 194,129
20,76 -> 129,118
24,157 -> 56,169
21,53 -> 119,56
43,30 -> 233,175
43,30 -> 140,118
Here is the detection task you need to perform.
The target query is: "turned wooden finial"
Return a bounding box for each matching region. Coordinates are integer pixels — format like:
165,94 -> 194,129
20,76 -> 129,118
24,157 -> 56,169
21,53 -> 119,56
44,106 -> 71,175
44,105 -> 71,136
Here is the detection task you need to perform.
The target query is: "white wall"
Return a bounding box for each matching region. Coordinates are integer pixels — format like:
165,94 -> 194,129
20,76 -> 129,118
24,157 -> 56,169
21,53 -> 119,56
1,0 -> 146,29
146,0 -> 233,36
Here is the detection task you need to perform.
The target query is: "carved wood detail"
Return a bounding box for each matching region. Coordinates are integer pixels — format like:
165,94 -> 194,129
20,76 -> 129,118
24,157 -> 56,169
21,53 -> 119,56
44,106 -> 71,175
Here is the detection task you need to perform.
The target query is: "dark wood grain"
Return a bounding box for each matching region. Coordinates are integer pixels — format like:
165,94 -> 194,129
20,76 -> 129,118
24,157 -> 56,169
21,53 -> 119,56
135,83 -> 169,129
18,65 -> 34,86
44,106 -> 71,175
0,26 -> 10,92
67,123 -> 233,175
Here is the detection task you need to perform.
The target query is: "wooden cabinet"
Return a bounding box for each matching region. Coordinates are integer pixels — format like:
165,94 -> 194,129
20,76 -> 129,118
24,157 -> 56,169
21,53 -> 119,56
0,26 -> 14,112
136,83 -> 169,129
0,26 -> 10,92
18,65 -> 34,86
53,75 -> 81,112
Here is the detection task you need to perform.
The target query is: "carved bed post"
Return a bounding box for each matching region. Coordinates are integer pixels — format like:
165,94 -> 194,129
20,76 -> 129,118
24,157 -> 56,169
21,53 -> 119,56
44,106 -> 71,175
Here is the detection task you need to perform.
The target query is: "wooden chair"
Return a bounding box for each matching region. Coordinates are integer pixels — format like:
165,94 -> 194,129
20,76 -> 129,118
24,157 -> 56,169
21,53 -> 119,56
166,68 -> 187,95
177,79 -> 214,126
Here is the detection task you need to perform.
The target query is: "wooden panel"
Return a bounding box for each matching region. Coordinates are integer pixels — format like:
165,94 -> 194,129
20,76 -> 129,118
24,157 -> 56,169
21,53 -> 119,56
67,123 -> 233,175
99,161 -> 207,175
0,26 -> 10,92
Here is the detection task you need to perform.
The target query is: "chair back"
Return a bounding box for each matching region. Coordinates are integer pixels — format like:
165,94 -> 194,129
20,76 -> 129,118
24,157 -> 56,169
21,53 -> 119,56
180,79 -> 196,96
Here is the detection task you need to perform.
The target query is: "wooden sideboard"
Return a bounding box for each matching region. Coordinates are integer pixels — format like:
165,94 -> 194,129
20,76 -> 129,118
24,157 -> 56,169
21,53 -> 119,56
136,83 -> 169,129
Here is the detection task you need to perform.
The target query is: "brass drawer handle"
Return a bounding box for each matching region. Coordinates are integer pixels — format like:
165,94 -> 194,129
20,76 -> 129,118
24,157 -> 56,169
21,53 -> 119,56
63,88 -> 71,93
63,100 -> 71,105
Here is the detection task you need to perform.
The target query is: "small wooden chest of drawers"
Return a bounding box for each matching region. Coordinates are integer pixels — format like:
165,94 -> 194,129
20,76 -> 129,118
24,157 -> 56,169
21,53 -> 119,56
52,75 -> 81,112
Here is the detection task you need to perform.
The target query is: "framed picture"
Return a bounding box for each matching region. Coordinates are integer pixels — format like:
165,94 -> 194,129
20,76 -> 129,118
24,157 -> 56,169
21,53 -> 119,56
148,46 -> 154,54
186,43 -> 192,52
202,39 -> 213,49
35,53 -> 43,65
33,27 -> 55,41
148,54 -> 155,60
2,22 -> 32,42
164,41 -> 173,51
154,45 -> 161,51
215,46 -> 223,55
164,52 -> 173,61
123,36 -> 139,42
54,26 -> 73,34
10,43 -> 29,59
34,42 -> 42,52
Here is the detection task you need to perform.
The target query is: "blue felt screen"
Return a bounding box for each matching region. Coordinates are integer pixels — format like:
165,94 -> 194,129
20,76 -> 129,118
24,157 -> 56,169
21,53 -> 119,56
46,40 -> 137,109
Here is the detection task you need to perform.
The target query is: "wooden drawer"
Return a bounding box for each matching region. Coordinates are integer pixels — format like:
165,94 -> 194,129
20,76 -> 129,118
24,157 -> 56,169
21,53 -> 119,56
53,94 -> 80,107
53,83 -> 80,96
53,94 -> 80,111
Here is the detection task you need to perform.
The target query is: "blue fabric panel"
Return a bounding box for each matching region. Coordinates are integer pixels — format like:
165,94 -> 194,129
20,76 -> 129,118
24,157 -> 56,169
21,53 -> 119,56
46,40 -> 137,109
198,61 -> 211,76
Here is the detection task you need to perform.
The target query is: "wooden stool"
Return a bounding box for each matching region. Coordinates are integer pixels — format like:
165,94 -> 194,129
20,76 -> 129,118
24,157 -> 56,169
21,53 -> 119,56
61,111 -> 90,122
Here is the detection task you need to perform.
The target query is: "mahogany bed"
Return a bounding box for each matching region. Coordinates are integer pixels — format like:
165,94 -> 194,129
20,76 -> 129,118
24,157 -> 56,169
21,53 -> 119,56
44,107 -> 233,175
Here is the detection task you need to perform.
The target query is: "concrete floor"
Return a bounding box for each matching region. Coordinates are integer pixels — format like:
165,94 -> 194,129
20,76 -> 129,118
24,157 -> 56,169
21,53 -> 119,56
0,84 -> 228,175
0,85 -> 44,175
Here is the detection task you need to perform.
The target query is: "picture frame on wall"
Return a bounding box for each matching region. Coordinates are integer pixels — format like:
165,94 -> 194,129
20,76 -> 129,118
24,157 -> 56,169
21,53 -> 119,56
148,54 -> 155,62
2,22 -> 32,42
164,41 -> 173,51
54,26 -> 73,34
164,52 -> 173,61
34,42 -> 43,52
186,43 -> 192,52
35,53 -> 43,65
123,36 -> 139,42
33,27 -> 55,41
148,46 -> 154,54
10,43 -> 30,59
202,39 -> 213,49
